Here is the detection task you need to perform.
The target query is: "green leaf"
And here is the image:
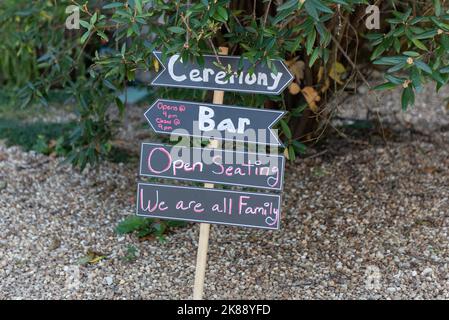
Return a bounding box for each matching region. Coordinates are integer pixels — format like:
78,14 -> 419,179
103,2 -> 124,9
292,140 -> 307,154
440,66 -> 449,73
414,30 -> 438,40
431,17 -> 449,31
304,1 -> 319,20
411,38 -> 428,51
431,70 -> 445,85
403,51 -> 420,57
410,67 -> 422,93
370,43 -> 387,60
387,61 -> 407,73
116,216 -> 149,235
373,56 -> 407,65
214,6 -> 228,22
280,120 -> 292,140
168,26 -> 185,34
80,31 -> 90,44
401,86 -> 415,110
309,47 -> 320,67
90,12 -> 98,25
385,74 -> 405,85
135,0 -> 143,14
434,0 -> 442,16
291,104 -> 307,117
79,20 -> 90,30
277,0 -> 299,12
97,30 -> 109,42
374,82 -> 397,90
288,146 -> 296,162
115,97 -> 125,117
414,60 -> 432,74
312,0 -> 333,14
306,29 -> 316,55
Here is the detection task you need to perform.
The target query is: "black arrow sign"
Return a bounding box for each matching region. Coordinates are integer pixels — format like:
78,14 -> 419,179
151,51 -> 294,95
144,99 -> 285,146
139,143 -> 285,191
137,183 -> 281,230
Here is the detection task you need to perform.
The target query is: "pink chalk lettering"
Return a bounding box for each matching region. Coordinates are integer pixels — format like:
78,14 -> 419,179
266,167 -> 279,187
211,197 -> 233,215
211,156 -> 224,175
172,159 -> 204,176
147,147 -> 172,174
240,161 -> 254,175
265,208 -> 279,226
238,196 -> 250,215
140,189 -> 168,212
157,101 -> 178,112
175,200 -> 205,213
211,203 -> 222,213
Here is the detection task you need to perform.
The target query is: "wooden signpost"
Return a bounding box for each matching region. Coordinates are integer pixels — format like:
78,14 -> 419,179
138,47 -> 293,299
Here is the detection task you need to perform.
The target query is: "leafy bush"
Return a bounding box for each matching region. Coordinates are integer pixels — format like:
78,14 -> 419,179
1,0 -> 449,167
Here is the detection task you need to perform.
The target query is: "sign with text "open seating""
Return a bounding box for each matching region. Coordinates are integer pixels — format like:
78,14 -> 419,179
151,51 -> 294,95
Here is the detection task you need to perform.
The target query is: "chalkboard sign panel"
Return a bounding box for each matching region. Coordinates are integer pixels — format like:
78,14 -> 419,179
139,143 -> 285,191
151,51 -> 294,95
144,99 -> 285,146
136,183 -> 281,230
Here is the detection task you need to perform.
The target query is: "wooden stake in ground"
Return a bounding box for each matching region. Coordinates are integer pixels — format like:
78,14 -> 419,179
193,46 -> 229,300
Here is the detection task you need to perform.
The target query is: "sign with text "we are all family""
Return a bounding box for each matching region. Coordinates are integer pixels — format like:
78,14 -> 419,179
136,51 -> 292,230
151,51 -> 293,95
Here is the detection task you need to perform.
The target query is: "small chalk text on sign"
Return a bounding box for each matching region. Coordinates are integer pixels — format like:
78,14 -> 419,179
144,99 -> 285,146
151,51 -> 294,95
136,183 -> 281,230
140,143 -> 285,191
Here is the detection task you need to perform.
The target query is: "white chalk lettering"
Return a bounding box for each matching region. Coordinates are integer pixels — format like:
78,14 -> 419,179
167,56 -> 285,91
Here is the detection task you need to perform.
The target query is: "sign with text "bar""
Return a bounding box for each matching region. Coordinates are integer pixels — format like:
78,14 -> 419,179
144,99 -> 285,146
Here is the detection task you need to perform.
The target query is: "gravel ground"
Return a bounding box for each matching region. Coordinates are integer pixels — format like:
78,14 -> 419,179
1,85 -> 449,300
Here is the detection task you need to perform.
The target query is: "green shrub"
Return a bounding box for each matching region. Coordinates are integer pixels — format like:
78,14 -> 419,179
1,0 -> 449,168
0,118 -> 75,154
116,216 -> 187,242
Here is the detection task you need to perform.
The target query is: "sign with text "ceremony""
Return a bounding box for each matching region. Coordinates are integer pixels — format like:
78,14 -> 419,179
151,51 -> 294,95
136,183 -> 281,230
140,143 -> 285,191
144,99 -> 285,146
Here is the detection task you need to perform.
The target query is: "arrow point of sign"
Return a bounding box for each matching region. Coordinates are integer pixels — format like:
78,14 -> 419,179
268,129 -> 285,148
273,61 -> 294,95
144,99 -> 161,133
151,52 -> 167,87
266,110 -> 287,147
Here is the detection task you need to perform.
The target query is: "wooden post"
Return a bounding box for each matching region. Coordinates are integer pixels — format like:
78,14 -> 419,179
193,46 -> 229,300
